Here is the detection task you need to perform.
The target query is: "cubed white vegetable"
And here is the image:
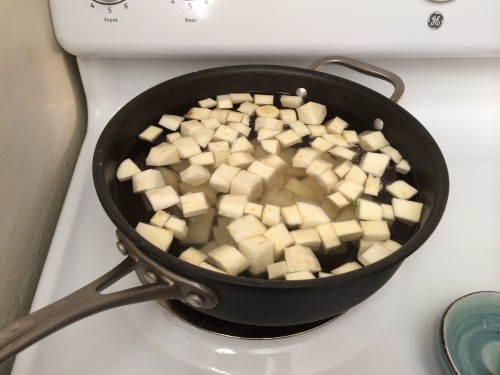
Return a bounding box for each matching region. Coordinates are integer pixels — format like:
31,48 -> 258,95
208,245 -> 250,276
230,170 -> 263,200
229,93 -> 253,104
296,101 -> 327,125
216,94 -> 233,109
288,120 -> 310,137
171,137 -> 202,158
328,146 -> 357,161
316,223 -> 341,251
359,152 -> 391,177
260,139 -> 280,155
132,169 -> 165,193
226,111 -> 244,123
342,130 -> 359,144
184,107 -> 211,120
360,220 -> 391,241
285,270 -> 316,280
364,173 -> 382,196
281,205 -> 303,226
383,239 -> 402,252
135,222 -> 174,252
331,261 -> 362,275
191,127 -> 215,148
227,214 -> 267,243
166,132 -> 182,143
345,165 -> 368,186
257,128 -> 282,141
227,152 -> 255,168
237,102 -> 259,116
180,120 -> 203,137
165,216 -> 189,240
145,185 -> 180,211
189,152 -> 215,167
267,261 -> 288,280
149,210 -> 170,227
139,125 -> 163,142
279,109 -> 297,123
358,131 -> 390,151
228,122 -> 251,137
145,142 -> 181,166
306,159 -> 333,178
179,164 -> 210,187
256,105 -> 280,119
178,182 -> 217,206
209,164 -> 240,193
275,129 -> 302,148
198,261 -> 227,274
208,141 -> 230,152
296,201 -> 331,228
280,95 -> 304,109
254,94 -> 274,105
395,159 -> 411,175
180,192 -> 209,218
325,117 -> 348,134
230,137 -> 254,154
358,242 -> 392,266
210,109 -> 230,124
238,235 -> 274,275
180,207 -> 216,246
332,179 -> 364,201
331,220 -> 363,242
247,160 -> 278,188
285,245 -> 322,273
218,194 -> 248,219
255,117 -> 283,131
310,137 -> 334,153
202,118 -> 221,130
327,191 -> 350,209
213,125 -> 239,143
322,133 -> 350,148
385,180 -> 418,200
290,228 -> 321,249
392,198 -> 423,226
381,203 -> 395,224
355,198 -> 383,221
380,145 -> 403,164
179,247 -> 208,265
198,98 -> 217,108
334,160 -> 353,178
244,202 -> 264,219
158,114 -> 184,131
261,204 -> 281,227
116,158 -> 141,181
263,223 -> 294,260
292,147 -> 322,168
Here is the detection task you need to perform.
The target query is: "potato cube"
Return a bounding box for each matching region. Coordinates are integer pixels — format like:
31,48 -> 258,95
227,152 -> 255,168
254,94 -> 274,105
316,169 -> 339,192
328,146 -> 357,161
198,98 -> 217,108
256,105 -> 280,119
395,159 -> 411,175
257,128 -> 282,141
201,118 -> 221,130
228,122 -> 251,137
310,137 -> 334,153
145,185 -> 180,211
207,141 -> 230,152
345,165 -> 368,186
198,261 -> 227,274
263,223 -> 295,260
296,201 -> 331,228
216,94 -> 233,109
260,139 -> 280,155
208,245 -> 249,276
191,127 -> 215,148
135,222 -> 174,252
247,161 -> 278,188
284,245 -> 321,273
238,235 -> 275,275
322,133 -> 350,148
166,132 -> 182,143
342,130 -> 359,144
307,125 -> 327,137
381,203 -> 395,224
227,111 -> 244,123
334,160 -> 353,178
364,173 -> 382,196
279,109 -> 297,123
230,137 -> 254,154
229,93 -> 253,104
288,120 -> 311,137
380,145 -> 403,164
180,192 -> 209,218
327,192 -> 350,210
332,179 -> 364,201
180,120 -> 203,137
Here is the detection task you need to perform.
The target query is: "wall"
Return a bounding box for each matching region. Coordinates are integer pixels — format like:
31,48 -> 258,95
0,0 -> 86,373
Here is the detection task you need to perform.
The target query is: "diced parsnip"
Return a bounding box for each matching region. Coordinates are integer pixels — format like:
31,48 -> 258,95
310,137 -> 334,153
213,151 -> 229,167
198,98 -> 217,108
230,170 -> 263,200
385,180 -> 418,200
145,186 -> 180,211
285,270 -> 315,280
230,136 -> 254,154
135,222 -> 174,252
358,239 -> 381,257
316,170 -> 339,192
216,94 -> 233,109
237,102 -> 259,116
307,125 -> 327,137
321,199 -> 340,221
281,205 -> 303,226
257,128 -> 282,141
145,142 -> 181,166
331,220 -> 363,242
296,101 -> 327,125
227,214 -> 267,243
184,107 -> 211,120
260,139 -> 280,155
383,239 -> 402,252
261,204 -> 281,227
227,152 -> 255,168
288,120 -> 310,137
381,203 -> 395,224
290,228 -> 321,249
359,152 -> 391,177
331,261 -> 362,275
180,192 -> 209,218
275,129 -> 302,148
171,137 -> 202,158
263,223 -> 295,260
247,161 -> 278,188
159,114 -> 185,131
213,125 -> 239,143
191,127 -> 215,148
166,132 -> 182,143
395,159 -> 411,175
355,198 -> 383,221
218,194 -> 248,219
198,261 -> 227,274
116,158 -> 141,182
267,261 -> 288,280
228,122 -> 251,137
327,191 -> 350,210
189,152 -> 215,167
296,201 -> 331,228
209,164 -> 240,193
342,130 -> 359,144
208,141 -> 230,152
149,210 -> 170,227
344,165 -> 368,186
332,179 -> 364,201
200,240 -> 218,254
358,131 -> 390,151
210,109 -> 230,124
255,117 -> 283,131
238,235 -> 275,275
227,112 -> 244,124
316,223 -> 341,251
241,114 -> 250,126
139,125 -> 163,142
322,133 -> 350,148
325,116 -> 348,134
165,216 -> 189,240
392,198 -> 423,226
180,120 -> 203,137
258,154 -> 287,172
132,169 -> 165,193
179,247 -> 208,265
292,147 -> 321,168
201,119 -> 222,133
335,207 -> 356,222
358,242 -> 392,266
178,182 -> 217,206
334,160 -> 353,178
364,173 -> 382,196
256,105 -> 280,119
229,93 -> 253,104
328,146 -> 357,161
279,109 -> 297,123
244,201 -> 264,219
380,145 -> 403,164
360,220 -> 391,241
254,94 -> 274,105
280,95 -> 304,109
208,245 -> 250,276
179,164 -> 210,187
306,159 -> 333,178
285,245 -> 321,273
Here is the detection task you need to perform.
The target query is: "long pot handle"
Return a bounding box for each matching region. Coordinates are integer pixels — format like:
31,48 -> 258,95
0,230 -> 218,363
308,56 -> 405,103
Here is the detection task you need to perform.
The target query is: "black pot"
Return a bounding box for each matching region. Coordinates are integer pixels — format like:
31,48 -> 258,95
0,57 -> 449,362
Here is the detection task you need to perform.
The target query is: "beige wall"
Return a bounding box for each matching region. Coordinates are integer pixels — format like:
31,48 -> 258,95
0,0 -> 86,373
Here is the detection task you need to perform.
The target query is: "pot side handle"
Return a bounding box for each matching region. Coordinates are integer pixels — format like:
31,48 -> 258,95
308,56 -> 405,103
0,230 -> 218,363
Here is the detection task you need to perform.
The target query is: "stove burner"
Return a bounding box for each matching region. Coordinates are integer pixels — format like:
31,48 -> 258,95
157,299 -> 342,339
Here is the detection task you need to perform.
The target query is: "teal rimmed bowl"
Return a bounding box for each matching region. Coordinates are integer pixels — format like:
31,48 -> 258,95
439,291 -> 500,375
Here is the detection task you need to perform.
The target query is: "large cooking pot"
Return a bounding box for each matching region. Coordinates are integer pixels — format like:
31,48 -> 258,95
0,57 -> 449,362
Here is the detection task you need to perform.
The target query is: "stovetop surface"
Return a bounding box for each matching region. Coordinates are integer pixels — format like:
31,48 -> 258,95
11,57 -> 500,375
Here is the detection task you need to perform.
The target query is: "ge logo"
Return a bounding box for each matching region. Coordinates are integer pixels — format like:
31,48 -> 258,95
428,11 -> 444,30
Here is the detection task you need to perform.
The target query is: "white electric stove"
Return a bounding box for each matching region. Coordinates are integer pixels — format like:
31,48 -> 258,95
10,0 -> 500,374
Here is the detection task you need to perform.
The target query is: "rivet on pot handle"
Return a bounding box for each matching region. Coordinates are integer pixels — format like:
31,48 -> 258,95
0,230 -> 218,363
309,56 -> 405,103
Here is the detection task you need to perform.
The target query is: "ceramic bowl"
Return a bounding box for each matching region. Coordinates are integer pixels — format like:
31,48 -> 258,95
439,291 -> 500,375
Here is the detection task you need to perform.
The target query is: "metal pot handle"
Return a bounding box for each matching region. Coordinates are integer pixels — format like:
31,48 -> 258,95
0,230 -> 218,363
308,56 -> 405,103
